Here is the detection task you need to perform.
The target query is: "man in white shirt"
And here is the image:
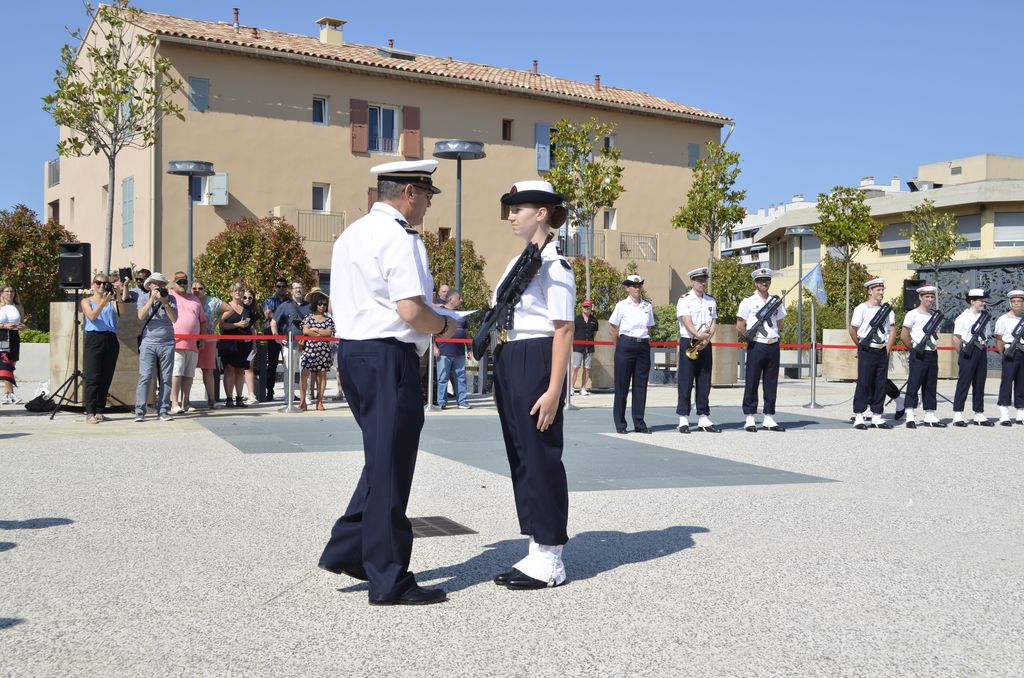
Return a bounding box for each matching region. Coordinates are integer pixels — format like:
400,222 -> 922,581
849,277 -> 896,429
994,289 -> 1024,425
676,267 -> 718,433
951,288 -> 994,426
608,274 -> 655,434
736,267 -> 786,432
899,284 -> 946,428
318,160 -> 457,607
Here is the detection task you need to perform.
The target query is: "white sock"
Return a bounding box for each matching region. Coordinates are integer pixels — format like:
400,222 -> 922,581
871,414 -> 885,425
679,416 -> 689,427
698,415 -> 713,428
895,395 -> 905,410
924,410 -> 939,423
973,412 -> 987,423
853,413 -> 865,426
513,536 -> 566,586
905,408 -> 916,422
999,406 -> 1009,419
953,412 -> 964,422
763,415 -> 777,428
745,415 -> 756,428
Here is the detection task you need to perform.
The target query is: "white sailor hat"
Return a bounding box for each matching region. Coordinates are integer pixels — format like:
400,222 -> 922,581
687,267 -> 709,280
864,277 -> 885,288
966,288 -> 989,300
500,180 -> 565,206
371,159 -> 442,194
622,274 -> 644,286
917,285 -> 937,294
751,267 -> 773,280
1009,289 -> 1024,299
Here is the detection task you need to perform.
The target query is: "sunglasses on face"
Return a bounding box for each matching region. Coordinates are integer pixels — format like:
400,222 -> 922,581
92,280 -> 105,285
276,284 -> 288,288
193,286 -> 205,291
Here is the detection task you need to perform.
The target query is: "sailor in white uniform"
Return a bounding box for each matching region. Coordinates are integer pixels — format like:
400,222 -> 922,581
899,284 -> 946,428
676,267 -> 718,433
952,288 -> 994,426
849,277 -> 896,429
608,275 -> 656,434
736,267 -> 786,432
994,289 -> 1024,425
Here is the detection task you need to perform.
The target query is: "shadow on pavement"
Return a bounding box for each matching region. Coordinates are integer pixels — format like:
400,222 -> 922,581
0,618 -> 25,630
0,542 -> 15,552
0,518 -> 75,530
0,432 -> 30,439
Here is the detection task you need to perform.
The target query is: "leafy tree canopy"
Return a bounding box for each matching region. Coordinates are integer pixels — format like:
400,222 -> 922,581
421,232 -> 491,316
903,198 -> 964,310
567,256 -> 626,319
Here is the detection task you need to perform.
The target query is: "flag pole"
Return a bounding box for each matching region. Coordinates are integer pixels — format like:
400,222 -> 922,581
803,296 -> 823,409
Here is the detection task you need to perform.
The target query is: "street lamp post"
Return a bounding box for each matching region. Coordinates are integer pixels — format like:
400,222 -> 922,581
786,226 -> 814,376
433,140 -> 485,291
167,160 -> 215,282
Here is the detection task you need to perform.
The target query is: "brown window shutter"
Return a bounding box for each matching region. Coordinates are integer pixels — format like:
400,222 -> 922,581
367,186 -> 378,211
351,99 -> 369,153
402,105 -> 421,159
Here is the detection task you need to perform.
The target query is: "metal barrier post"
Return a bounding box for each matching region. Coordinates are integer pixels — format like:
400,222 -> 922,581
282,329 -> 297,413
426,336 -> 439,411
803,301 -> 823,409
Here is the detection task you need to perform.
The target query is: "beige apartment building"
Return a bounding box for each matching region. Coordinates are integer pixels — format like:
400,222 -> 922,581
751,154 -> 1024,305
42,9 -> 731,304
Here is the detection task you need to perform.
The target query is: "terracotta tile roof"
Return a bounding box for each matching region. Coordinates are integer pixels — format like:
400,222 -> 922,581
132,11 -> 730,124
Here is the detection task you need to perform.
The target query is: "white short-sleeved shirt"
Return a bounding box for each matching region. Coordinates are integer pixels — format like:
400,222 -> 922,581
994,312 -> 1023,344
609,297 -> 655,339
676,291 -> 717,339
850,302 -> 896,341
953,309 -> 992,345
736,292 -> 786,341
902,308 -> 940,350
0,304 -> 21,325
330,202 -> 436,354
491,240 -> 575,341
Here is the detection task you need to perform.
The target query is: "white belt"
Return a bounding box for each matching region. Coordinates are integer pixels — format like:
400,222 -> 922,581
752,337 -> 779,345
506,329 -> 554,342
867,342 -> 886,350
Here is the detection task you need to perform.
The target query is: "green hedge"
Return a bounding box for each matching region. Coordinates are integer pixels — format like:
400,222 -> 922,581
19,329 -> 50,343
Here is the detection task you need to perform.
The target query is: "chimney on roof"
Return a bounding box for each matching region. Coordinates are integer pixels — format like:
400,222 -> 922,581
595,75 -> 601,91
860,176 -> 874,186
252,27 -> 259,39
233,7 -> 239,31
792,194 -> 804,203
532,60 -> 538,75
388,39 -> 394,48
316,17 -> 346,46
890,176 -> 900,190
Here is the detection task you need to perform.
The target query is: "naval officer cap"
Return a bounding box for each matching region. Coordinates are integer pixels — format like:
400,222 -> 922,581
1008,289 -> 1024,299
687,267 -> 709,280
372,159 -> 442,194
864,277 -> 885,288
500,180 -> 568,227
622,274 -> 644,286
751,267 -> 774,280
966,288 -> 990,300
917,285 -> 937,294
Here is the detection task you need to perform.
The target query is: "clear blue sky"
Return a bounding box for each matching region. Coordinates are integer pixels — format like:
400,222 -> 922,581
4,0 -> 1023,218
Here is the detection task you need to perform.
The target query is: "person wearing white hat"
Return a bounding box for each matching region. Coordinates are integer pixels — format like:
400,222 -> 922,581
489,180 -> 575,590
951,288 -> 994,426
609,274 -> 656,434
319,159 -> 457,607
133,272 -> 178,422
995,289 -> 1024,425
676,267 -> 719,433
899,283 -> 946,428
736,267 -> 786,432
849,277 -> 896,429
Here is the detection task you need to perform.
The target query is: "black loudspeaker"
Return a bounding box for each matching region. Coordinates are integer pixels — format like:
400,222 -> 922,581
58,242 -> 91,289
903,278 -> 925,312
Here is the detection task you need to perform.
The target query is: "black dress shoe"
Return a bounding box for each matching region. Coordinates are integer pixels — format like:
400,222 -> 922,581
616,428 -> 628,434
493,568 -> 521,586
930,421 -> 947,428
975,419 -> 994,427
505,571 -> 560,590
766,426 -> 786,432
854,423 -> 868,430
1000,420 -> 1013,427
1017,420 -> 1024,426
745,425 -> 757,433
678,425 -> 690,434
634,425 -> 652,434
369,584 -> 448,606
954,420 -> 968,427
698,424 -> 721,433
872,421 -> 893,430
317,562 -> 369,581
906,421 -> 917,429
895,408 -> 906,421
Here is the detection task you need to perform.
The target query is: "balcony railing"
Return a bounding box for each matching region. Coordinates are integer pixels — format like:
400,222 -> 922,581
369,136 -> 399,153
46,158 -> 60,188
619,232 -> 658,261
297,210 -> 346,242
559,230 -> 606,259
740,252 -> 769,265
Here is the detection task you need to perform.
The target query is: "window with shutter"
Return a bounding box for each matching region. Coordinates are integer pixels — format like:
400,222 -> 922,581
535,123 -> 551,172
402,106 -> 421,159
209,173 -> 229,206
351,99 -> 369,153
188,77 -> 209,112
121,176 -> 134,248
687,143 -> 700,168
367,187 -> 378,211
994,212 -> 1024,248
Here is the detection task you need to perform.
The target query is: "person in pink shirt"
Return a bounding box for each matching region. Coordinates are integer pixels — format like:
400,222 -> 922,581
169,271 -> 207,413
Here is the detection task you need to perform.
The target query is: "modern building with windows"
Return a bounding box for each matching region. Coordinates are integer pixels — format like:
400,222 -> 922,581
42,9 -> 731,303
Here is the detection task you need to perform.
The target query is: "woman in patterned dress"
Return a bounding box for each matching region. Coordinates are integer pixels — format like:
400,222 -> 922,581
300,289 -> 335,411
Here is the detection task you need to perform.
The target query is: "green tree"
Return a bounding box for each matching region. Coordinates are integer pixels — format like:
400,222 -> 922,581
707,255 -> 753,325
193,217 -> 314,303
568,256 -> 626,319
651,304 -> 680,343
421,233 -> 491,318
671,140 -> 747,293
902,198 -> 964,310
813,186 -> 882,324
0,205 -> 78,330
547,117 -> 625,299
43,0 -> 185,273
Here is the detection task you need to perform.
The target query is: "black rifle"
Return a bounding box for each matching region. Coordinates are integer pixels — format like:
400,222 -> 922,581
912,309 -> 945,358
1002,315 -> 1024,360
959,309 -> 991,360
471,232 -> 554,358
858,303 -> 893,350
743,295 -> 783,342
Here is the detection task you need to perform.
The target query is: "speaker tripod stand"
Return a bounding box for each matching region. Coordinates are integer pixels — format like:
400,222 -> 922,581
50,289 -> 84,419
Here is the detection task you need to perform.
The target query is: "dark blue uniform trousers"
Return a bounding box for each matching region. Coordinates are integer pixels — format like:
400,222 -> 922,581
319,339 -> 423,598
954,348 -> 987,413
613,337 -> 651,431
742,341 -> 779,415
677,342 -> 712,417
493,337 -> 569,545
905,350 -> 938,410
998,351 -> 1024,408
853,347 -> 888,415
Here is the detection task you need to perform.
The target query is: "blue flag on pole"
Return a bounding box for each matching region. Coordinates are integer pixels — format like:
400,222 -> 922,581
801,263 -> 827,305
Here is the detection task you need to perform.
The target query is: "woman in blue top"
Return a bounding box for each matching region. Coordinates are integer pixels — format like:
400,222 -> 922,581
80,272 -> 124,423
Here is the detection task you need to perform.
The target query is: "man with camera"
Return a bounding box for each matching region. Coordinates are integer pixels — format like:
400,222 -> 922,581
134,272 -> 178,422
121,267 -> 151,304
271,281 -> 311,400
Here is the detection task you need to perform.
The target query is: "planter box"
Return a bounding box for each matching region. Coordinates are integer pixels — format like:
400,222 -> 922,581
13,343 -> 50,383
712,324 -> 739,386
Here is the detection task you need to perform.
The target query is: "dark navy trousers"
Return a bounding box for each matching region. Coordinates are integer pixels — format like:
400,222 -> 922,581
613,337 -> 651,431
853,347 -> 888,415
998,351 -> 1024,408
905,350 -> 938,410
677,342 -> 712,417
493,337 -> 569,546
319,339 -> 424,598
954,348 -> 987,413
742,341 -> 779,415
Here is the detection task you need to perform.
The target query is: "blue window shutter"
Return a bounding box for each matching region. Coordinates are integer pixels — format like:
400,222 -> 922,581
688,231 -> 700,241
121,176 -> 134,247
209,172 -> 229,205
687,143 -> 700,168
188,77 -> 209,112
535,123 -> 551,172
